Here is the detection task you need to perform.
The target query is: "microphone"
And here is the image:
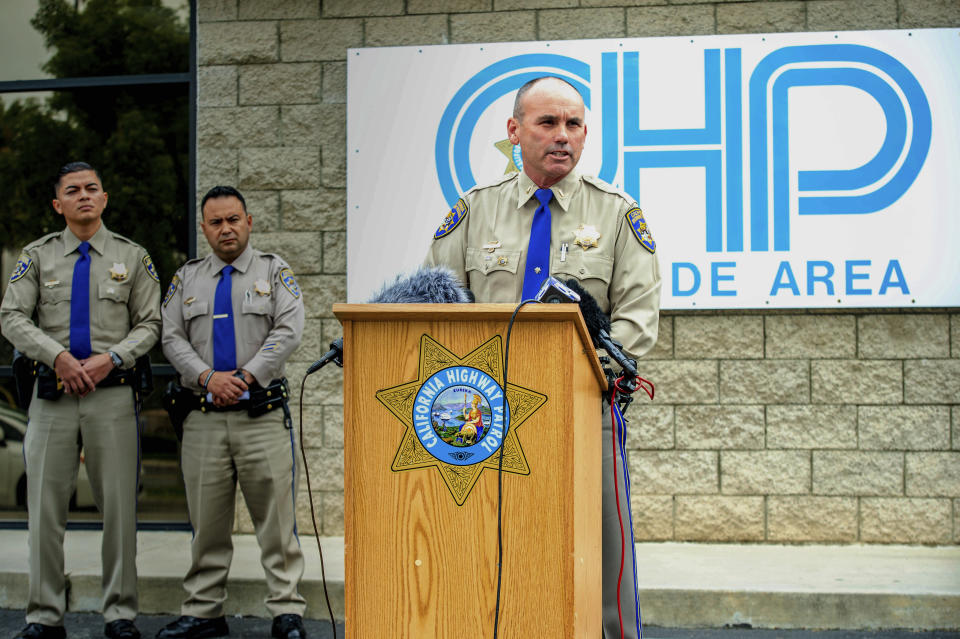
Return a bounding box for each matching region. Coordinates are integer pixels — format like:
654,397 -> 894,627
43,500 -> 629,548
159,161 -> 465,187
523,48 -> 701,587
305,337 -> 342,375
534,276 -> 581,304
368,265 -> 473,303
562,279 -> 640,380
306,267 -> 472,375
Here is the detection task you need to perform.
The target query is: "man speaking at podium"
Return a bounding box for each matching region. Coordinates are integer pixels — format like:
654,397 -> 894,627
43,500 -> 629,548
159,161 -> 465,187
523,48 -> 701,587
424,76 -> 661,639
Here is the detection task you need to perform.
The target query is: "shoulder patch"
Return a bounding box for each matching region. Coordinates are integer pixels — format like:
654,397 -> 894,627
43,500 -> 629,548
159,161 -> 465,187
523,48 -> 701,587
142,254 -> 160,282
279,267 -> 301,299
434,198 -> 468,240
163,274 -> 180,307
626,207 -> 656,254
9,254 -> 33,283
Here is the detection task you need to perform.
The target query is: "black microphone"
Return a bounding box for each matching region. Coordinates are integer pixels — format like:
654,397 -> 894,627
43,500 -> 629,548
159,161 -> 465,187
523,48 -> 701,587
306,267 -> 472,375
305,337 -> 342,375
562,279 -> 640,380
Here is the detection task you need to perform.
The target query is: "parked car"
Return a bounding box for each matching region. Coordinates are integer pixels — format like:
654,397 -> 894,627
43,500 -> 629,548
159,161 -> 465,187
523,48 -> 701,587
0,405 -> 95,510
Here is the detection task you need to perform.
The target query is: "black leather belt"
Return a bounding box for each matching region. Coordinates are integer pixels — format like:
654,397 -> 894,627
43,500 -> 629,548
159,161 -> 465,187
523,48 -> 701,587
192,378 -> 291,425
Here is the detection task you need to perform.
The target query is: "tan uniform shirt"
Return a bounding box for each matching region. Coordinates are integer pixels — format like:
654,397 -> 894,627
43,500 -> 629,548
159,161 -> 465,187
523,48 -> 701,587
1,223 -> 162,367
425,169 -> 661,358
161,245 -> 304,391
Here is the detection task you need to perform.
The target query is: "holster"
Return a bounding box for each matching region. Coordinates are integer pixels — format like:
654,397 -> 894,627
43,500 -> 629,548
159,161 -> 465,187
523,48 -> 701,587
248,378 -> 291,424
35,362 -> 65,401
11,350 -> 38,410
162,381 -> 195,442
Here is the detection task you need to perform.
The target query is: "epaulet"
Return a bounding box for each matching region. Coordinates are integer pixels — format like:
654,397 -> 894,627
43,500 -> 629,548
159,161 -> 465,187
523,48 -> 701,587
465,171 -> 517,195
258,251 -> 290,269
177,256 -> 205,275
22,232 -> 61,251
109,231 -> 147,251
434,173 -> 518,240
582,174 -> 636,206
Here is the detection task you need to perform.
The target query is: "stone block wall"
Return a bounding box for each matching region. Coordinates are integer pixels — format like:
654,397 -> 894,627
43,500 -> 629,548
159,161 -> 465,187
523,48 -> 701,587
637,312 -> 958,543
195,0 -> 960,542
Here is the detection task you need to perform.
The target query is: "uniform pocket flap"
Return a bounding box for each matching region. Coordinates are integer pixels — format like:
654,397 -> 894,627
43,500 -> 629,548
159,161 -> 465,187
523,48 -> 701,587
466,247 -> 521,275
39,286 -> 71,305
183,300 -> 209,320
241,298 -> 271,316
98,280 -> 131,303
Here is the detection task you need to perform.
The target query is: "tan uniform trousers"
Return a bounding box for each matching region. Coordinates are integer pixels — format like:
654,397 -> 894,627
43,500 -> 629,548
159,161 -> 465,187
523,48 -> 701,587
180,407 -> 305,618
601,399 -> 642,639
24,384 -> 140,626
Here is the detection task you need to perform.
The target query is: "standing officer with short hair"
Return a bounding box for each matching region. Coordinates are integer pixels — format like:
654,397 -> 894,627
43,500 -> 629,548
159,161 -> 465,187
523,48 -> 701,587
158,186 -> 307,639
425,76 -> 661,639
1,162 -> 162,639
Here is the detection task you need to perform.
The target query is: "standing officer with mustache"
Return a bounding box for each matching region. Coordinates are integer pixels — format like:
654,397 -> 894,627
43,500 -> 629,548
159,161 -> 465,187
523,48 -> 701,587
425,76 -> 661,639
158,186 -> 307,639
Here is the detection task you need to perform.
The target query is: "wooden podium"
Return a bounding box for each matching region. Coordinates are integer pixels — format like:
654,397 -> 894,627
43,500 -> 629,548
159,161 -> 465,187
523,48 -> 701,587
334,303 -> 606,638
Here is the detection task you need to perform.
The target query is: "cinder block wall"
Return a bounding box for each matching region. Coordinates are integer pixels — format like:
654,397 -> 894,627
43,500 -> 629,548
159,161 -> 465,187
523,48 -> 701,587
195,0 -> 960,543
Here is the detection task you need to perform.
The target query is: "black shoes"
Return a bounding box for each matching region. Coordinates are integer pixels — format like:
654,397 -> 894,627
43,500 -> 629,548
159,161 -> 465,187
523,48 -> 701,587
105,620 -> 140,639
270,615 -> 306,639
14,625 -> 66,639
154,617 -> 228,639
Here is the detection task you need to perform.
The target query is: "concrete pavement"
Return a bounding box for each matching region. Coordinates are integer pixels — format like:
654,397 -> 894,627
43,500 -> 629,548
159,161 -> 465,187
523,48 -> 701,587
0,530 -> 957,630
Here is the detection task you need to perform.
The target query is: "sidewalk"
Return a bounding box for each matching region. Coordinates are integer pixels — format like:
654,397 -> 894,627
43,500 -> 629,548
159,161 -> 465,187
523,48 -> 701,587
0,530 -> 957,630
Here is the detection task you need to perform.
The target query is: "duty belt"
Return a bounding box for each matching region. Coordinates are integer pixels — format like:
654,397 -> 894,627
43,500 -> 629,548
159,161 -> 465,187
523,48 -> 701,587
29,355 -> 152,402
194,378 -> 292,425
162,378 -> 292,442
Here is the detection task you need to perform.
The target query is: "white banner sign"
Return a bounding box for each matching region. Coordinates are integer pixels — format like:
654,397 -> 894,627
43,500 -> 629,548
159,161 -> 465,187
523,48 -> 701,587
347,29 -> 960,308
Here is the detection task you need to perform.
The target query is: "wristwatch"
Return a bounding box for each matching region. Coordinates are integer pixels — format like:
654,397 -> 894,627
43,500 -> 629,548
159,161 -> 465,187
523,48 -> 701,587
108,351 -> 123,368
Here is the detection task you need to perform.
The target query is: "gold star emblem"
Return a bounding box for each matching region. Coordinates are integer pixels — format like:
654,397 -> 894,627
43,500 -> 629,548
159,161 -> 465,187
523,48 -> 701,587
376,335 -> 546,506
574,224 -> 601,250
109,262 -> 128,281
254,279 -> 272,296
494,139 -> 520,174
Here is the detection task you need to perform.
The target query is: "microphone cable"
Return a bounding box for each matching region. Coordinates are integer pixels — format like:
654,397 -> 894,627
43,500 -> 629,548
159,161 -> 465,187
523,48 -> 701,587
492,298 -> 535,639
298,375 -> 338,639
608,372 -> 654,639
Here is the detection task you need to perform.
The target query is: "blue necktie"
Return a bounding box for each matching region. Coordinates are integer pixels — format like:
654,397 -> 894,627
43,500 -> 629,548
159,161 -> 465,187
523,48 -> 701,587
213,265 -> 236,371
521,188 -> 553,301
69,241 -> 92,359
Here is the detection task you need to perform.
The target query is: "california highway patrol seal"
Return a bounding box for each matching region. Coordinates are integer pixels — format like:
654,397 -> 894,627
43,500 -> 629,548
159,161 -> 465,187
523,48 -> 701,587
413,366 -> 508,466
377,334 -> 547,505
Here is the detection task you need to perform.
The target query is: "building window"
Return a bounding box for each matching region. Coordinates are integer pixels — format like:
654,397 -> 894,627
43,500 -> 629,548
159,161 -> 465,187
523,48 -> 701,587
0,0 -> 196,527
